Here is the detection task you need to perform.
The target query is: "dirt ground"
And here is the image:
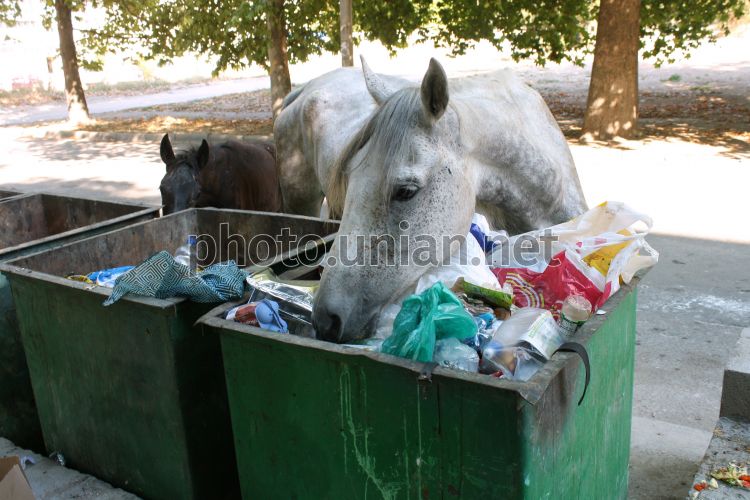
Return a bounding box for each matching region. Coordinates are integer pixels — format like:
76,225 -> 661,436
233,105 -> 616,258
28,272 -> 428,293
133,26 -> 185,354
67,52 -> 750,160
70,81 -> 750,160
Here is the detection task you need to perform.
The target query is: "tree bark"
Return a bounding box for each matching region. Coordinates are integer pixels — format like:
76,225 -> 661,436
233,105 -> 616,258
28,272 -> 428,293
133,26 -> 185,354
54,0 -> 90,124
266,0 -> 292,119
339,0 -> 353,67
581,0 -> 641,141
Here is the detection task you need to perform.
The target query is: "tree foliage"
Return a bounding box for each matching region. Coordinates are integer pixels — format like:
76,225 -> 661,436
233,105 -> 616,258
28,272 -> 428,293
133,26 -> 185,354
81,0 -> 432,75
5,0 -> 733,76
430,0 -> 595,65
0,0 -> 22,26
640,0 -> 746,65
427,0 -> 746,67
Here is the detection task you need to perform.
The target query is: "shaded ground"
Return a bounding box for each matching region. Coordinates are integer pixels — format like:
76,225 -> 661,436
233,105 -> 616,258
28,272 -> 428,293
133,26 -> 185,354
79,115 -> 273,136
60,73 -> 750,159
546,86 -> 750,159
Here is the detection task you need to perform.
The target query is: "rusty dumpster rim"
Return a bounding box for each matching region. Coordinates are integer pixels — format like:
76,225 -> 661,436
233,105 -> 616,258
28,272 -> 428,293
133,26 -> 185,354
0,208 -> 338,312
0,192 -> 160,258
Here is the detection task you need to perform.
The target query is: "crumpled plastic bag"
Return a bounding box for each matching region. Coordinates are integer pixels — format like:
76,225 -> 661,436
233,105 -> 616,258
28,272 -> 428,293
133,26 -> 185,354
416,223 -> 497,293
490,201 -> 658,314
381,282 -> 478,362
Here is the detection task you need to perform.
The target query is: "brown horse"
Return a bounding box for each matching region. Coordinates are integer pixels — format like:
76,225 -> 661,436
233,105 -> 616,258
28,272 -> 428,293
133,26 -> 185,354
159,134 -> 282,214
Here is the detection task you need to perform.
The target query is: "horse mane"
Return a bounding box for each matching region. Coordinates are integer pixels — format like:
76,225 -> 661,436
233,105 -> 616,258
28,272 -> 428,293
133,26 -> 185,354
281,85 -> 306,111
327,87 -> 423,218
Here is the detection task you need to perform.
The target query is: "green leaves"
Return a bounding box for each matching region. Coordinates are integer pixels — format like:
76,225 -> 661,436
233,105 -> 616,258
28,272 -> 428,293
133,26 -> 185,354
429,0 -> 596,65
640,0 -> 746,66
429,0 -> 745,67
4,0 -> 745,73
0,0 -> 22,26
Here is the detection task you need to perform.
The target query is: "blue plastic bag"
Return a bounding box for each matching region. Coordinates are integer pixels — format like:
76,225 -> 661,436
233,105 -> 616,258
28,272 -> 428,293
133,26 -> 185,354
381,282 -> 478,362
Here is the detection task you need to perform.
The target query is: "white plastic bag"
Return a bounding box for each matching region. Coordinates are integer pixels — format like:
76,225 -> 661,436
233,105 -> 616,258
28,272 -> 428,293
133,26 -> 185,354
416,229 -> 497,293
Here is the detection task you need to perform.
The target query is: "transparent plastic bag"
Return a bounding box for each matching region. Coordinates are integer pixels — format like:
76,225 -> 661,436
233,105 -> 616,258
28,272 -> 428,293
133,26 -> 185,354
480,342 -> 543,381
434,337 -> 479,372
246,270 -> 319,312
491,307 -> 563,360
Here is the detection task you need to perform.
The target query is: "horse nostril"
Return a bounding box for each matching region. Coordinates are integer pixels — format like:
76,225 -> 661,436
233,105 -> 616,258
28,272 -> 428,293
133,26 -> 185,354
313,309 -> 343,343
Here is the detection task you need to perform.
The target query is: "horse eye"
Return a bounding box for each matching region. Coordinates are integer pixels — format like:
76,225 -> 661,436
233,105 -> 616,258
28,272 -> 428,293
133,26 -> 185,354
392,184 -> 419,202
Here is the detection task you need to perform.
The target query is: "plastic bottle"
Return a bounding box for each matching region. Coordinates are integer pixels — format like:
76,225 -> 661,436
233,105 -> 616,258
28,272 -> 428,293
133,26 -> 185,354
559,295 -> 593,338
174,235 -> 198,274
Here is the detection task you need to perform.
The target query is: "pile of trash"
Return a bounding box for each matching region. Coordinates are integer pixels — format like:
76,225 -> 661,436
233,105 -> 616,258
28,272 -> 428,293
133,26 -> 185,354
228,201 -> 657,387
224,270 -> 318,337
377,201 -> 658,382
74,200 -> 658,389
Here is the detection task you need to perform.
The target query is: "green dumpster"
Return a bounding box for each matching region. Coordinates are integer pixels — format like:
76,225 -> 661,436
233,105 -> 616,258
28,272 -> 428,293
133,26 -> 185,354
1,208 -> 336,500
0,193 -> 158,452
199,270 -> 646,499
0,189 -> 23,201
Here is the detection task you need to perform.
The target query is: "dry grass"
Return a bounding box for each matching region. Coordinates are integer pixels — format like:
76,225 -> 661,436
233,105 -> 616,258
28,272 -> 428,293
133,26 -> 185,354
79,116 -> 274,136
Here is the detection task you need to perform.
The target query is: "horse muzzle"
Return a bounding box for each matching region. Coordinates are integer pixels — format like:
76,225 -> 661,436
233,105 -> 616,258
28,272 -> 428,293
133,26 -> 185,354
312,291 -> 376,344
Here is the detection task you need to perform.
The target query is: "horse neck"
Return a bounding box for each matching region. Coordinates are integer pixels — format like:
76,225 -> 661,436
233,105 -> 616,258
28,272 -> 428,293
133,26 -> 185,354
452,99 -> 586,231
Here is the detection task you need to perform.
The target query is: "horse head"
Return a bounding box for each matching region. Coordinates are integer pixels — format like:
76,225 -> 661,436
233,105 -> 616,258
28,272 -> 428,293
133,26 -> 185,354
313,58 -> 475,343
159,134 -> 210,214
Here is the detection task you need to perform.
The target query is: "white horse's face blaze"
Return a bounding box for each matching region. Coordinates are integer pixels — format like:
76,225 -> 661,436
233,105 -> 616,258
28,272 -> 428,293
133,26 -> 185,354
313,59 -> 475,343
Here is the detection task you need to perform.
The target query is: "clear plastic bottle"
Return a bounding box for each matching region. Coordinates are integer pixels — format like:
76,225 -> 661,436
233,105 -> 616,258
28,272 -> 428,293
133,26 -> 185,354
174,235 -> 198,274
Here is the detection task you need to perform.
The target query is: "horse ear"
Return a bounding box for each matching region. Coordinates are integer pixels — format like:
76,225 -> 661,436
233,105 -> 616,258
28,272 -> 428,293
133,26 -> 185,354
197,139 -> 210,169
160,133 -> 175,164
360,55 -> 396,105
420,58 -> 449,122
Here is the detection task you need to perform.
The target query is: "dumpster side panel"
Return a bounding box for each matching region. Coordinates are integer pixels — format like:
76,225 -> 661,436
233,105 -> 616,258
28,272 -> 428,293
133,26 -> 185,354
521,288 -> 637,499
218,328 -> 523,500
0,272 -> 44,450
169,307 -> 241,499
0,201 -> 157,452
432,375 -> 524,499
221,331 -> 436,500
9,275 -> 195,499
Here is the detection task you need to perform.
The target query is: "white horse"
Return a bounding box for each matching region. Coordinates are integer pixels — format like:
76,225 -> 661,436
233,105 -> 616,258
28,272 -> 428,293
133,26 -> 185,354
276,58 -> 588,342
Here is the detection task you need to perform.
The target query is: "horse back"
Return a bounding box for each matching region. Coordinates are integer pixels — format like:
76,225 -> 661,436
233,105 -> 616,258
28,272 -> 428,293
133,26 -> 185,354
210,140 -> 282,212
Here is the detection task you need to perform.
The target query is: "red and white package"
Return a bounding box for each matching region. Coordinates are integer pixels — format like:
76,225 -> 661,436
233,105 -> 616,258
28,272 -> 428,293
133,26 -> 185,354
493,250 -> 611,319
489,202 -> 658,317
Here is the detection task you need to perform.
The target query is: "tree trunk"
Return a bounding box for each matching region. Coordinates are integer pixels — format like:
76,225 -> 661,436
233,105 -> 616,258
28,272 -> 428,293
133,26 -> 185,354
54,0 -> 90,124
581,0 -> 641,141
266,0 -> 291,119
339,0 -> 353,67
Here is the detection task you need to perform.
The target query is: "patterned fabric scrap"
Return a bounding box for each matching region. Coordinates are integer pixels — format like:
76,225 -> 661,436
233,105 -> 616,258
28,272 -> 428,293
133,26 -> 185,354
103,251 -> 247,306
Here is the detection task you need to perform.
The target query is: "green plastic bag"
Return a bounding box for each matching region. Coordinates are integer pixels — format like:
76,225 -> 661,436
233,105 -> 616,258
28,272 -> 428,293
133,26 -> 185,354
381,282 -> 478,362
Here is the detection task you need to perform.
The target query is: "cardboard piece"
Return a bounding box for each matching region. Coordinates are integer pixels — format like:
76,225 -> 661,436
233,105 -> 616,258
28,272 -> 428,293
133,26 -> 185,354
0,456 -> 35,500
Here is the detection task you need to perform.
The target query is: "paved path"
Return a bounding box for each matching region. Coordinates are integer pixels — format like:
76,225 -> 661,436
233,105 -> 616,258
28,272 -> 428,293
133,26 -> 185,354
0,438 -> 138,499
0,76 -> 269,126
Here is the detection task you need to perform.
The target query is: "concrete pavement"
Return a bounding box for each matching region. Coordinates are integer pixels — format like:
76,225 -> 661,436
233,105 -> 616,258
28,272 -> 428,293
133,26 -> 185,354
0,438 -> 137,499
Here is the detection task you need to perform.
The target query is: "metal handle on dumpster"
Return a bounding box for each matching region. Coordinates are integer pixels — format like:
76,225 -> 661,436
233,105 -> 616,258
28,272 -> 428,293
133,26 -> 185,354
417,362 -> 439,382
554,342 -> 590,406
